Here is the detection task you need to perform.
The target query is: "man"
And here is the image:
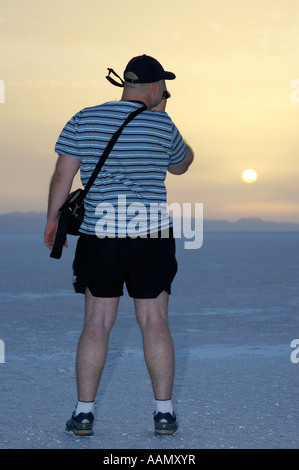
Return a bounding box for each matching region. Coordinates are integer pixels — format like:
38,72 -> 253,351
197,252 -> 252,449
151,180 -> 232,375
44,54 -> 194,437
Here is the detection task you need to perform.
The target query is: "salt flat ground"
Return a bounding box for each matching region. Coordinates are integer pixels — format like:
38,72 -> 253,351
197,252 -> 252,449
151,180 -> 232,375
0,231 -> 298,449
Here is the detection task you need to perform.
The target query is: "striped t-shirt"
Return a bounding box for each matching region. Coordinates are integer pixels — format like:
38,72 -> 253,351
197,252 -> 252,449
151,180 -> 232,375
55,101 -> 187,236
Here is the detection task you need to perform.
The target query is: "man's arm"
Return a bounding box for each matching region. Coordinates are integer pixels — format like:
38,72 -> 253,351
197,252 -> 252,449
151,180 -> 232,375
44,154 -> 80,250
168,142 -> 194,175
151,92 -> 194,175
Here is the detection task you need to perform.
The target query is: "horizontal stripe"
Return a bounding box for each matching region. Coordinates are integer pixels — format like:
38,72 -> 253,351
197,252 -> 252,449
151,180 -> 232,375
55,101 -> 187,235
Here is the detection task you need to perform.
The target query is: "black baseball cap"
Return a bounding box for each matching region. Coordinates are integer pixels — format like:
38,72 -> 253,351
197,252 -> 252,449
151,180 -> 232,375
124,54 -> 176,84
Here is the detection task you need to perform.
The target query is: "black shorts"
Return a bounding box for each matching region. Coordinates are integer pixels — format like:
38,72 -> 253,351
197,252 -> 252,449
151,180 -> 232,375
72,231 -> 178,299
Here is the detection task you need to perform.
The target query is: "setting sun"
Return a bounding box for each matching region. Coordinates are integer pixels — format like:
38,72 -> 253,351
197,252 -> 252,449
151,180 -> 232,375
242,169 -> 258,184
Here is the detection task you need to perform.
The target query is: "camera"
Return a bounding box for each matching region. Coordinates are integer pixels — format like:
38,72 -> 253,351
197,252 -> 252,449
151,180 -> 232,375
162,90 -> 171,99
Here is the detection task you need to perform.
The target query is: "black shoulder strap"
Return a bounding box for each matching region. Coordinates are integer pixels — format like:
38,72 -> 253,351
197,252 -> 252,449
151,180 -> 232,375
78,103 -> 147,203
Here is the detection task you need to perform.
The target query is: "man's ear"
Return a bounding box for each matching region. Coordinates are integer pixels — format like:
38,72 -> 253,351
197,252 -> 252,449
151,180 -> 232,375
149,82 -> 161,108
152,82 -> 158,91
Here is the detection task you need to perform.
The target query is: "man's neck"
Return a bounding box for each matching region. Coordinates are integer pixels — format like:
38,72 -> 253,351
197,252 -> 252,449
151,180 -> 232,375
121,99 -> 147,107
121,92 -> 150,109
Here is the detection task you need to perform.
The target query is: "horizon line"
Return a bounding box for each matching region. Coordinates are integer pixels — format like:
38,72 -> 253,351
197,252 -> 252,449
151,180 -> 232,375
0,210 -> 298,226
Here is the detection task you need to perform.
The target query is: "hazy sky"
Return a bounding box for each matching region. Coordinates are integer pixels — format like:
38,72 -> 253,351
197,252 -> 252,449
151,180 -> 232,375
0,0 -> 298,222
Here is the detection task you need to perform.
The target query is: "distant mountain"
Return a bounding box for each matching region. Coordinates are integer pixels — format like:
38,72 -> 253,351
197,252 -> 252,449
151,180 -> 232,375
203,217 -> 299,232
0,212 -> 298,233
0,212 -> 46,233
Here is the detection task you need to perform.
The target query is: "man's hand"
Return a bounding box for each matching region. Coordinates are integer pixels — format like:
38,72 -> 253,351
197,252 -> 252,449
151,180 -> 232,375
44,220 -> 57,250
44,220 -> 68,250
44,154 -> 80,250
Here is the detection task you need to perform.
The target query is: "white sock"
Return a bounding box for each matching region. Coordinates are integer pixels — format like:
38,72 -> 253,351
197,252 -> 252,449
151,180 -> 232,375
74,400 -> 95,416
155,399 -> 173,415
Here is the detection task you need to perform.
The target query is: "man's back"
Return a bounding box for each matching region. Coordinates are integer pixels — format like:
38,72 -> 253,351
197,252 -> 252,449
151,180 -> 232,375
55,101 -> 187,236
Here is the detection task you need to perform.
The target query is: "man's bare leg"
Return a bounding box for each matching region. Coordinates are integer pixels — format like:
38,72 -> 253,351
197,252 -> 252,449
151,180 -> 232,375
75,288 -> 120,402
134,290 -> 175,401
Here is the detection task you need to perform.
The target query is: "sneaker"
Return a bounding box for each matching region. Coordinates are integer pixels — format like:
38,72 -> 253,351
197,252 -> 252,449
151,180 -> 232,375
65,412 -> 94,437
154,412 -> 178,436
